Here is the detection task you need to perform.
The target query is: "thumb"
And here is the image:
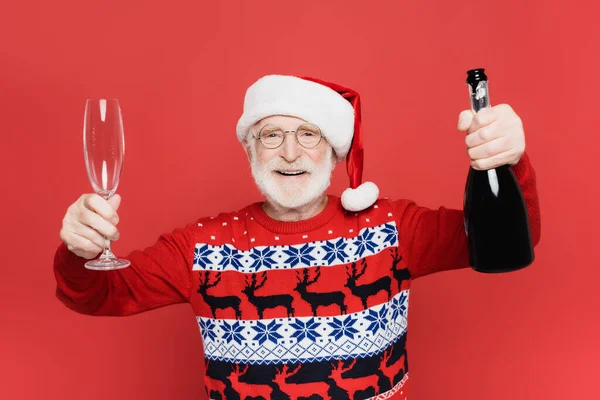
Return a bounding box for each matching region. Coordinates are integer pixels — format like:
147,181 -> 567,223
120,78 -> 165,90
108,194 -> 122,211
457,109 -> 474,132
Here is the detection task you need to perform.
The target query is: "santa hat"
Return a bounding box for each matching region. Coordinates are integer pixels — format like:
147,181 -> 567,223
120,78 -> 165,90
236,74 -> 379,212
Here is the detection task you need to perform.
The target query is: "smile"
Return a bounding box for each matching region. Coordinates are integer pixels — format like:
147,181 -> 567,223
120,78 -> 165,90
275,170 -> 307,176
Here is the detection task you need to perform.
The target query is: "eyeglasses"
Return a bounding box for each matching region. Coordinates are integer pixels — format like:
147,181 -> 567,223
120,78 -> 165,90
253,123 -> 324,149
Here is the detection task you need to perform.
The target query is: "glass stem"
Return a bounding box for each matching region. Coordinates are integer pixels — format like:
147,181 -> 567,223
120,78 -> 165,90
98,193 -> 115,260
99,238 -> 115,260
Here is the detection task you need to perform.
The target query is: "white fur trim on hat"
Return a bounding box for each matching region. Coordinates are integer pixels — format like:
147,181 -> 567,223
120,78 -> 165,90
236,75 -> 355,160
341,181 -> 380,212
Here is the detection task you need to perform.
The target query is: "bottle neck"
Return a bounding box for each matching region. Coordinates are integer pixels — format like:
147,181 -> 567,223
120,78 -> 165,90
468,80 -> 490,113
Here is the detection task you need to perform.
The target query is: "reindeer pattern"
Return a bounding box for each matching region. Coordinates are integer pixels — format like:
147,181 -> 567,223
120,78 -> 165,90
203,340 -> 408,400
194,259 -> 407,320
197,271 -> 242,320
345,259 -> 392,309
243,271 -> 295,319
294,267 -> 347,316
274,364 -> 332,400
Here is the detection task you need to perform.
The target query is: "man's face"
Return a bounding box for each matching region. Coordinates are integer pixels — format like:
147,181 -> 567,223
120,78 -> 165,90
247,115 -> 337,208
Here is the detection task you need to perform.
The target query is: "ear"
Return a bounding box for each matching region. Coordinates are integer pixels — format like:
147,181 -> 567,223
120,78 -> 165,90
243,128 -> 256,163
328,145 -> 341,170
332,151 -> 343,171
242,134 -> 255,163
331,155 -> 338,171
243,141 -> 250,162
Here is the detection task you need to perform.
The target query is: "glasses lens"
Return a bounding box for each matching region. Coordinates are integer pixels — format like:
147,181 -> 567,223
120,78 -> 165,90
296,124 -> 322,148
259,125 -> 284,148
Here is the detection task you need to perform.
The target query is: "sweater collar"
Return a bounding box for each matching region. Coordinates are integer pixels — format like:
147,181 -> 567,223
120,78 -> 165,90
248,195 -> 341,234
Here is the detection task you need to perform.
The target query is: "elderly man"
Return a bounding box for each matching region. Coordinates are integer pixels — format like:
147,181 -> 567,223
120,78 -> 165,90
55,75 -> 541,400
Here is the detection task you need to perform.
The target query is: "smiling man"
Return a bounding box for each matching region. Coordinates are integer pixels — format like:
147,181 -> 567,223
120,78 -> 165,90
55,75 -> 541,400
247,115 -> 336,218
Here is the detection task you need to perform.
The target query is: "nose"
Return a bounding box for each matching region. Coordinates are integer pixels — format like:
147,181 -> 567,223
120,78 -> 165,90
280,132 -> 302,163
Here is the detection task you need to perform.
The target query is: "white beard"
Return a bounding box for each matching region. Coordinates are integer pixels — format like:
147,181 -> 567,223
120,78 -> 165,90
249,145 -> 334,209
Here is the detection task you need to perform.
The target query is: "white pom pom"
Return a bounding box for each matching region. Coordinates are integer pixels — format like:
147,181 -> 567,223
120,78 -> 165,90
341,181 -> 379,212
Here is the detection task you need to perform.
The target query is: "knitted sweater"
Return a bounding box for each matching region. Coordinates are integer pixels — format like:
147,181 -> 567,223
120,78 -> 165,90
54,152 -> 541,400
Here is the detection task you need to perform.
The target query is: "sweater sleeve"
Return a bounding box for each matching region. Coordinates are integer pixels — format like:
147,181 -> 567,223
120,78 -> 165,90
53,221 -> 197,316
394,151 -> 541,279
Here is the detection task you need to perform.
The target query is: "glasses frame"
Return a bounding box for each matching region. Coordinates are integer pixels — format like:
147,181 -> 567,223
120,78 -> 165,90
252,123 -> 325,149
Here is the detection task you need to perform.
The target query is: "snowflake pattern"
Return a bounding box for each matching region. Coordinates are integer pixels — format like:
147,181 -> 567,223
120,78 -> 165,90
390,292 -> 408,321
219,246 -> 245,270
284,243 -> 317,268
197,317 -> 216,341
354,229 -> 378,258
365,305 -> 389,335
220,320 -> 245,345
290,317 -> 322,342
321,238 -> 349,264
248,247 -> 277,270
194,245 -> 213,269
252,320 -> 283,345
328,315 -> 359,341
380,223 -> 399,247
192,222 -> 400,273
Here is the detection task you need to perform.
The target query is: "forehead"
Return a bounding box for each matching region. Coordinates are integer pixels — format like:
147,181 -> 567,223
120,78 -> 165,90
255,115 -> 308,130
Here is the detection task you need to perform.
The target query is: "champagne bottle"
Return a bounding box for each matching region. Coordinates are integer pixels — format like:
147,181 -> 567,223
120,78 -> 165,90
463,68 -> 534,273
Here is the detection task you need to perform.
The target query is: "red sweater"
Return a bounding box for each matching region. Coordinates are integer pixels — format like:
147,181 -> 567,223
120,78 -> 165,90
54,152 -> 541,400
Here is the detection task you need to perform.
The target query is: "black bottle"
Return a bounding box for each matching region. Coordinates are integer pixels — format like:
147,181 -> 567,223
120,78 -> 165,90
463,68 -> 534,273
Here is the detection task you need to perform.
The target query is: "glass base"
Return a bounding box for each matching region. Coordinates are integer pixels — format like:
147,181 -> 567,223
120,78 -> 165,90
85,257 -> 130,270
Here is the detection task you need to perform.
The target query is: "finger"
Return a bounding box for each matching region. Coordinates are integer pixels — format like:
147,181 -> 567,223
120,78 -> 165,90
68,232 -> 104,256
467,137 -> 508,161
108,194 -> 121,212
470,149 -> 516,170
83,194 -> 119,224
74,220 -> 119,245
79,207 -> 119,239
457,110 -> 474,132
467,107 -> 496,135
465,122 -> 502,148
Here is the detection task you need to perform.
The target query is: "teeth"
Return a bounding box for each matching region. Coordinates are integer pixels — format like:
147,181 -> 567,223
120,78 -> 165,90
278,171 -> 305,176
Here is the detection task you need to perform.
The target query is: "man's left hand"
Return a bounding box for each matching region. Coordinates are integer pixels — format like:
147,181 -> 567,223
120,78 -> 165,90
457,104 -> 525,170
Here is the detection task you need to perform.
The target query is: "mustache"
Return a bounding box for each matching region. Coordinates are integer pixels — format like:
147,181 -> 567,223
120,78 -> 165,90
264,157 -> 316,173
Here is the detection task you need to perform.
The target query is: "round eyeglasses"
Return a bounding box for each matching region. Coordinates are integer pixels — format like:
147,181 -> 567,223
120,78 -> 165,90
253,123 -> 324,149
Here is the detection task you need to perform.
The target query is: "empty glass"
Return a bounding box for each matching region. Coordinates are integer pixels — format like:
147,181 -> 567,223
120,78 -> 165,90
83,99 -> 130,270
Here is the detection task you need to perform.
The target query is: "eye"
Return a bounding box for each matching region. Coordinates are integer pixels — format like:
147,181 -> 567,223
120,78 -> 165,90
297,124 -> 321,139
259,125 -> 284,140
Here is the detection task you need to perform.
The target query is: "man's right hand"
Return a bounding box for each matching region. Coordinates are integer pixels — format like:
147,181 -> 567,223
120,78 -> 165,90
60,194 -> 121,259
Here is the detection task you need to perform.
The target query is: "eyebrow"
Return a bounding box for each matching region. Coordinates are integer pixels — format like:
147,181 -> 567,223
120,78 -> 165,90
257,125 -> 282,134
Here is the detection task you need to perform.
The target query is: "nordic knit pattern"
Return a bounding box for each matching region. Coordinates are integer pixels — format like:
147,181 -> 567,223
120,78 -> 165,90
54,152 -> 541,400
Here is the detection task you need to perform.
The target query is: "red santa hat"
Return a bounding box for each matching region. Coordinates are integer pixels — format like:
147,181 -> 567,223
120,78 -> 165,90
236,74 -> 379,212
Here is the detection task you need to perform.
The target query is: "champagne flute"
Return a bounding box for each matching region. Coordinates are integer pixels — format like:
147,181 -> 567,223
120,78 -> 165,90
83,99 -> 130,270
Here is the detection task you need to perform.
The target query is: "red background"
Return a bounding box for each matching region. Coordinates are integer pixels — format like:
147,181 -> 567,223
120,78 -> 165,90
1,0 -> 598,399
